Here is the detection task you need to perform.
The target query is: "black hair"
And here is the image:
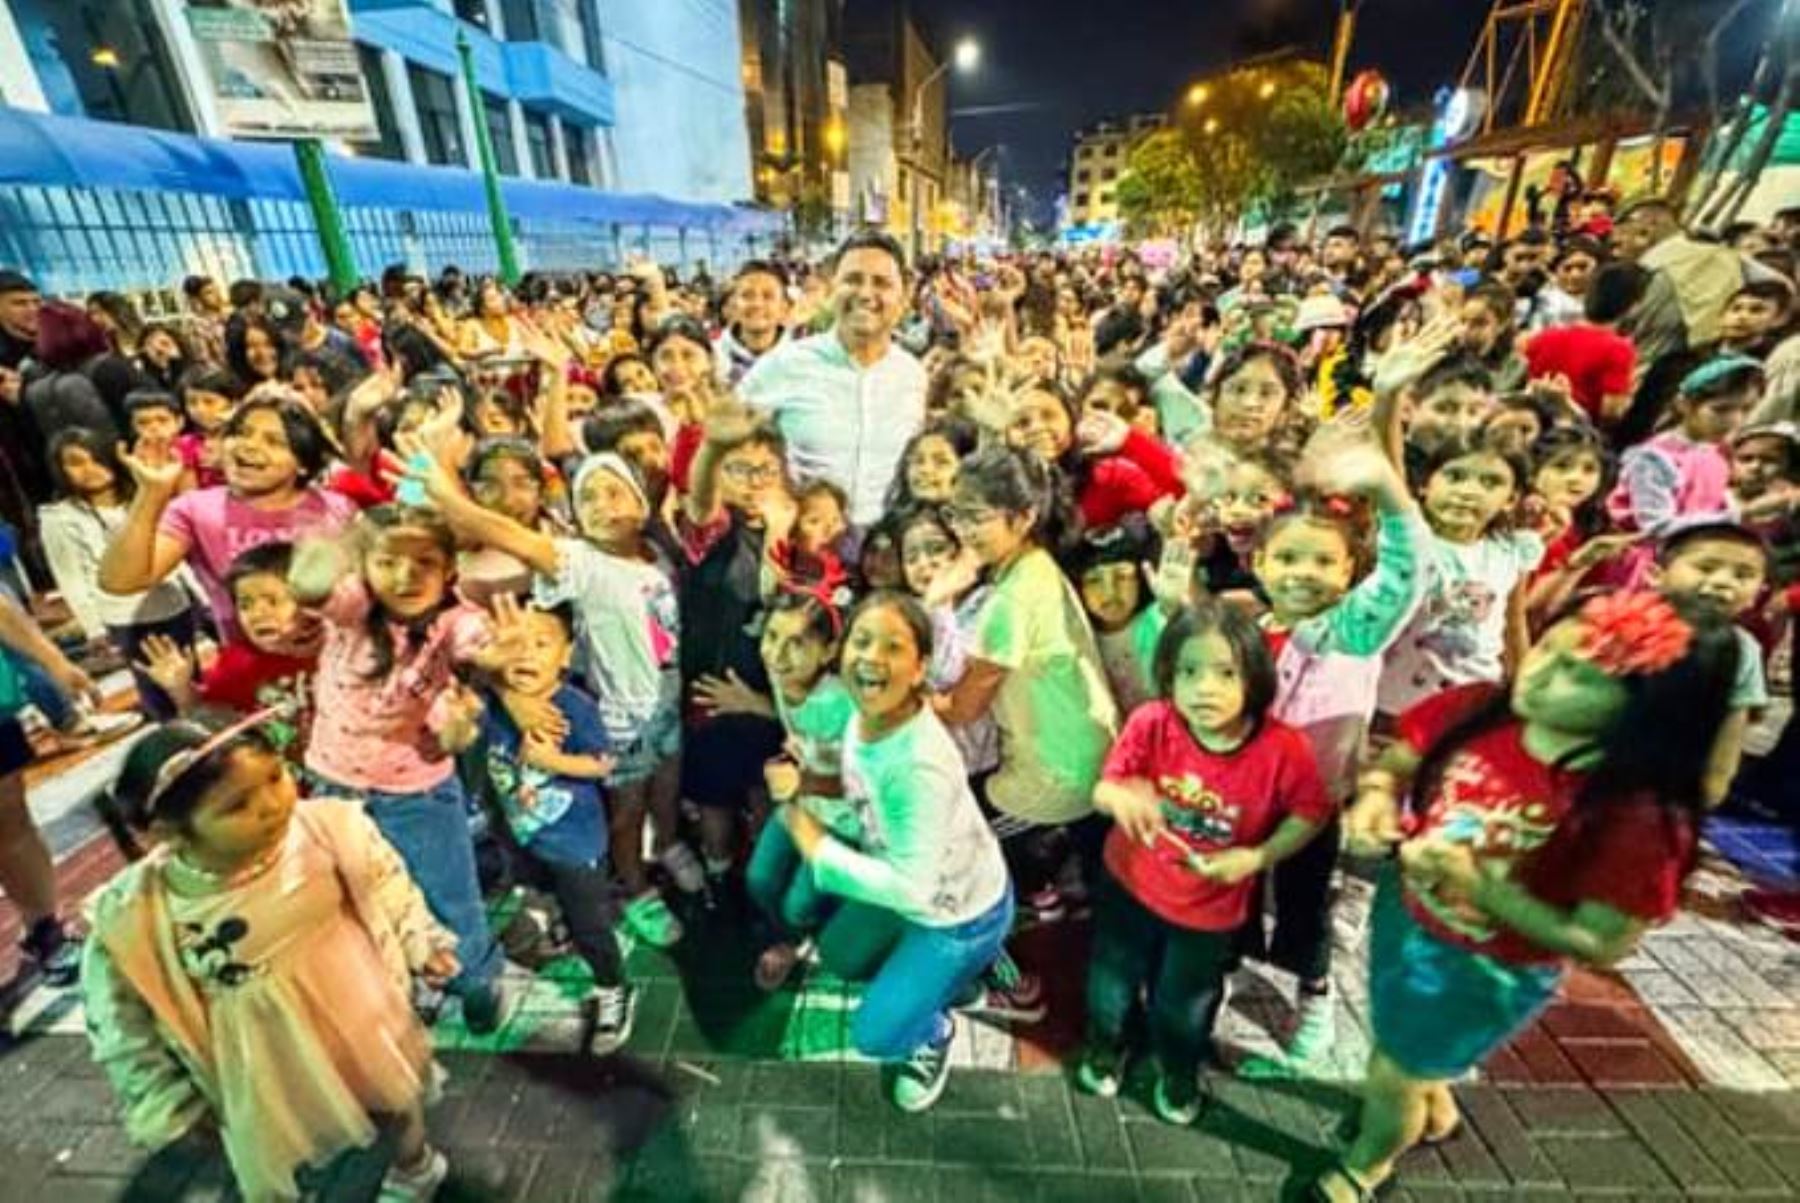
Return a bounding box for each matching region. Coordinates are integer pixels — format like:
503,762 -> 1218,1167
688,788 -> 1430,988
1729,278 -> 1797,315
181,275 -> 213,301
1257,492 -> 1373,575
831,229 -> 908,279
227,279 -> 265,310
796,476 -> 849,515
1410,595 -> 1739,822
1585,261 -> 1649,324
109,720 -> 279,835
1552,235 -> 1605,268
354,504 -> 459,683
1209,341 -> 1305,404
465,435 -> 545,485
732,259 -> 788,290
1067,514 -> 1159,582
225,394 -> 332,485
599,352 -> 654,398
527,599 -> 578,640
764,588 -> 841,648
1415,431 -> 1530,532
1325,224 -> 1360,243
225,314 -> 289,384
1151,598 -> 1278,725
466,387 -> 526,436
1463,280 -> 1518,329
886,417 -> 979,512
292,346 -> 366,399
646,314 -> 713,362
382,322 -> 454,381
177,363 -> 246,405
1655,519 -> 1772,572
1530,425 -> 1617,538
226,540 -> 295,597
1416,354 -> 1496,401
954,443 -> 1079,556
582,400 -> 664,456
88,291 -> 143,343
48,427 -> 133,504
843,589 -> 934,664
1079,359 -> 1154,418
123,388 -> 183,424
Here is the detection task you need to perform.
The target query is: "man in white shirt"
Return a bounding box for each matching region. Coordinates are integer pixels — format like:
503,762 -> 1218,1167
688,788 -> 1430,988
738,232 -> 926,527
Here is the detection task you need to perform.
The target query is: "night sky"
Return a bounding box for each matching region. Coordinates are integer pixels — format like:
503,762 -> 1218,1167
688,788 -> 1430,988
907,0 -> 1486,225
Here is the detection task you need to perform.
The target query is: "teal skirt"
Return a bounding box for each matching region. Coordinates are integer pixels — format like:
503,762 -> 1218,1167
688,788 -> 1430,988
1367,865 -> 1563,1080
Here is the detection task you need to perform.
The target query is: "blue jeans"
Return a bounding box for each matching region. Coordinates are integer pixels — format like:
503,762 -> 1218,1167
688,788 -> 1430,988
746,817 -> 829,936
15,654 -> 76,730
331,772 -> 503,997
849,888 -> 1014,1061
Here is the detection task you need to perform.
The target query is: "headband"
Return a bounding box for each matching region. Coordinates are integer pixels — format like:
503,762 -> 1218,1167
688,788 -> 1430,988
146,705 -> 286,814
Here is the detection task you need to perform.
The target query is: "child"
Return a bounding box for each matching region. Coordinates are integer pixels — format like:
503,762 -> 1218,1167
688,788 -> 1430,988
1653,520 -> 1773,805
766,478 -> 850,595
1204,343 -> 1307,460
1234,429 -> 1430,1071
1069,517 -> 1191,715
1605,356 -> 1762,586
1377,435 -> 1543,718
39,428 -> 197,719
1318,594 -> 1739,1202
83,719 -> 459,1202
778,592 -> 1013,1113
1400,358 -> 1495,486
747,592 -> 855,990
884,420 -> 980,513
175,365 -> 240,491
1528,425 -> 1613,577
1730,423 -> 1800,582
894,504 -> 999,778
404,449 -> 694,948
123,390 -> 198,492
289,505 -> 515,1032
1079,600 -> 1332,1123
939,445 -> 1119,920
459,603 -> 636,1054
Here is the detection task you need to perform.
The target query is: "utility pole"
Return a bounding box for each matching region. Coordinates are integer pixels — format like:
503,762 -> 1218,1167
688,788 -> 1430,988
456,27 -> 521,285
292,140 -> 358,293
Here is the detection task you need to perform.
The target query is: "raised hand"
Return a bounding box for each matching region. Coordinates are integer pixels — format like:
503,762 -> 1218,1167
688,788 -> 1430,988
1295,411 -> 1400,500
117,439 -> 184,497
133,634 -> 195,697
1075,409 -> 1131,457
1147,536 -> 1198,613
923,549 -> 982,609
1371,312 -> 1461,398
692,669 -> 766,717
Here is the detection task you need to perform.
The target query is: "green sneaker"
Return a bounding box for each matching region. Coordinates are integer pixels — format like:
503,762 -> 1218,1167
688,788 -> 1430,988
1074,1042 -> 1126,1098
623,892 -> 684,948
1152,1069 -> 1203,1126
888,1016 -> 955,1113
1284,990 -> 1337,1063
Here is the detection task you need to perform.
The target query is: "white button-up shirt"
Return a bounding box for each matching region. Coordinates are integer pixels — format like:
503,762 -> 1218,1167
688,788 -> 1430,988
738,331 -> 927,526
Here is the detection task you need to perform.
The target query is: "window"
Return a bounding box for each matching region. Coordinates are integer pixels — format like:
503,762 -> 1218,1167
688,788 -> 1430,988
544,0 -> 595,66
1076,169 -> 1090,183
408,64 -> 463,166
1101,168 -> 1116,182
350,45 -> 404,161
482,94 -> 519,174
525,110 -> 555,178
566,124 -> 595,185
1075,192 -> 1089,208
1104,143 -> 1119,157
500,0 -> 542,40
40,0 -> 193,131
452,0 -> 491,28
1101,189 -> 1115,203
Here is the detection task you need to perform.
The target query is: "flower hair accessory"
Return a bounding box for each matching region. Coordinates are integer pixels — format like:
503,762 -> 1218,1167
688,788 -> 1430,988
147,704 -> 292,812
1574,592 -> 1692,678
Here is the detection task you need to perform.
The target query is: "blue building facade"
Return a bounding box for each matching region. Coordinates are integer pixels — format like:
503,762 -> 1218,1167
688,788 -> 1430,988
0,0 -> 770,297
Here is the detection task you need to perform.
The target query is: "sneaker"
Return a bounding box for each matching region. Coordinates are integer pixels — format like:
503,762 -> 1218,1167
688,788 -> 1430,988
754,942 -> 805,992
1024,884 -> 1066,924
955,974 -> 1047,1026
1074,1042 -> 1126,1098
461,980 -> 518,1037
1283,988 -> 1336,1064
660,842 -> 706,895
623,892 -> 684,948
379,1146 -> 448,1202
21,917 -> 82,988
888,1016 -> 956,1113
1152,1069 -> 1204,1127
584,984 -> 638,1056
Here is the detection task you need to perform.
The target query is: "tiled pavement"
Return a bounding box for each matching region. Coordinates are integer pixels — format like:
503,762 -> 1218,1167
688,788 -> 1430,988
2,762 -> 1799,1199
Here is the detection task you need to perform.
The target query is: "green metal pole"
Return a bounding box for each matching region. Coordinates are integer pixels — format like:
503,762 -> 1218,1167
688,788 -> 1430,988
292,138 -> 357,293
455,28 -> 521,285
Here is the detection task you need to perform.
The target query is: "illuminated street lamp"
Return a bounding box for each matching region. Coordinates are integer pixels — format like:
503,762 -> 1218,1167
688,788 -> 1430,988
911,36 -> 981,260
1259,79 -> 1277,100
1186,83 -> 1209,107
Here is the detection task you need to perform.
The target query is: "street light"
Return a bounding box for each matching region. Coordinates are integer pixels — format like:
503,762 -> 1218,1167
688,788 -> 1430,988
1186,83 -> 1209,107
910,36 -> 981,261
1259,80 -> 1277,100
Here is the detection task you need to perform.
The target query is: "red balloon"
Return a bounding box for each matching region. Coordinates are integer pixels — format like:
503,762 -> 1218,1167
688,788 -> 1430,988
1344,70 -> 1390,132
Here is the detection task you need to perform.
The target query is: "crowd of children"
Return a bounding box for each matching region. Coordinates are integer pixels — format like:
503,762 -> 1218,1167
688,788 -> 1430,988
0,202 -> 1791,1201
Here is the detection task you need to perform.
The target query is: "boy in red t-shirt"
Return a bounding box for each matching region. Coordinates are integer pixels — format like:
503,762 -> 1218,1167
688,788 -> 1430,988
1077,600 -> 1330,1125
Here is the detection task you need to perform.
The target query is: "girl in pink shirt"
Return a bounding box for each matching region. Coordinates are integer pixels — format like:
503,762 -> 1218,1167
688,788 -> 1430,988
289,504 -> 521,1034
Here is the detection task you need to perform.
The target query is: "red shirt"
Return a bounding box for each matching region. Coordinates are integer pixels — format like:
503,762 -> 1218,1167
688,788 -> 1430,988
1101,701 -> 1332,932
1397,684 -> 1694,964
1523,323 -> 1635,420
1077,429 -> 1185,529
198,640 -> 318,714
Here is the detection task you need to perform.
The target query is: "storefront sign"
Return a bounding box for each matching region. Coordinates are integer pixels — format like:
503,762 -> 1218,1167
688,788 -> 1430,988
183,0 -> 377,141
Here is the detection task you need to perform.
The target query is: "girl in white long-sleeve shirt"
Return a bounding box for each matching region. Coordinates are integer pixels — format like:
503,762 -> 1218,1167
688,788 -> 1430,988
777,591 -> 1012,1115
39,429 -> 196,718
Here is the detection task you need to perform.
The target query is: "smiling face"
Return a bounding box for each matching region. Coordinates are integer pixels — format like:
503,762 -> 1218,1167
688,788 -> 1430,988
363,526 -> 452,620
651,334 -> 711,396
948,481 -> 1034,568
761,606 -> 836,703
500,610 -> 572,698
1533,448 -> 1604,513
1213,357 -> 1290,449
243,326 -> 281,380
56,443 -> 115,499
1423,451 -> 1519,542
612,358 -> 657,395
899,518 -> 958,597
575,464 -> 648,548
222,408 -> 301,497
1006,387 -> 1073,461
1253,517 -> 1356,623
731,271 -> 787,339
1170,631 -> 1249,741
232,571 -> 300,651
840,602 -> 927,726
1214,460 -> 1286,554
174,745 -> 297,868
831,246 -> 905,346
904,433 -> 960,503
1079,561 -> 1142,633
472,453 -> 543,526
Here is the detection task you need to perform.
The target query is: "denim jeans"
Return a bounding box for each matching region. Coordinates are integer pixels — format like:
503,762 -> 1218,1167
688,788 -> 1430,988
746,817 -> 829,937
847,888 -> 1014,1061
1086,869 -> 1233,1081
332,772 -> 504,997
16,654 -> 75,729
108,608 -> 198,721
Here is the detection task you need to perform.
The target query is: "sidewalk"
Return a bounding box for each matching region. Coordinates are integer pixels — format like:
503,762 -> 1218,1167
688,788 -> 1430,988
2,772 -> 1799,1200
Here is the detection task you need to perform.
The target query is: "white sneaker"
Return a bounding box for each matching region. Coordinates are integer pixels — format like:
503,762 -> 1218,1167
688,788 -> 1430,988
660,842 -> 706,894
379,1147 -> 448,1202
586,984 -> 638,1055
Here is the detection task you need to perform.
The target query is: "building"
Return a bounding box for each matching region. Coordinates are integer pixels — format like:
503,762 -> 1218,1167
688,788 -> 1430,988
1065,113 -> 1164,231
0,0 -> 774,295
738,0 -> 849,245
843,0 -> 953,258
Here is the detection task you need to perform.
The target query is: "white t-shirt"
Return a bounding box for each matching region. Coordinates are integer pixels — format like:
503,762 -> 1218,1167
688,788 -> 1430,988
1377,530 -> 1545,716
533,538 -> 680,743
814,706 -> 1010,927
973,547 -> 1120,824
774,674 -> 861,838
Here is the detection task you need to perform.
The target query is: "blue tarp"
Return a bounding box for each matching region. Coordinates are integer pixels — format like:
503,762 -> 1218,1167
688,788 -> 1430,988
0,106 -> 780,234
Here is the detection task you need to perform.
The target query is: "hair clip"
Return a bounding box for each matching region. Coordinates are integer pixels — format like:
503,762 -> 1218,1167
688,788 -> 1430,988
147,704 -> 291,813
1574,592 -> 1692,678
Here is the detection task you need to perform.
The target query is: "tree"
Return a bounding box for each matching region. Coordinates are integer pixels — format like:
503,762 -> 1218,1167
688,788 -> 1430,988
1115,129 -> 1203,237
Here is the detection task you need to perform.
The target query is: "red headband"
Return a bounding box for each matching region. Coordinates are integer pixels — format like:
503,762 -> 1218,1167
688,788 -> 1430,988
1574,592 -> 1692,678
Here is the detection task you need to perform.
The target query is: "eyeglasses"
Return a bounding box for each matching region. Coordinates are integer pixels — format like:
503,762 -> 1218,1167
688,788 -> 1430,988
943,505 -> 998,529
722,460 -> 781,486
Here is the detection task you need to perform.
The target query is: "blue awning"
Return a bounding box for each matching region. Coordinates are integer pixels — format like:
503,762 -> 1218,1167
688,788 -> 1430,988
0,107 -> 781,234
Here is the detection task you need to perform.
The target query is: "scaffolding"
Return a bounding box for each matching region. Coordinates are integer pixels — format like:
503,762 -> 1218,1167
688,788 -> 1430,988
1460,0 -> 1588,134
